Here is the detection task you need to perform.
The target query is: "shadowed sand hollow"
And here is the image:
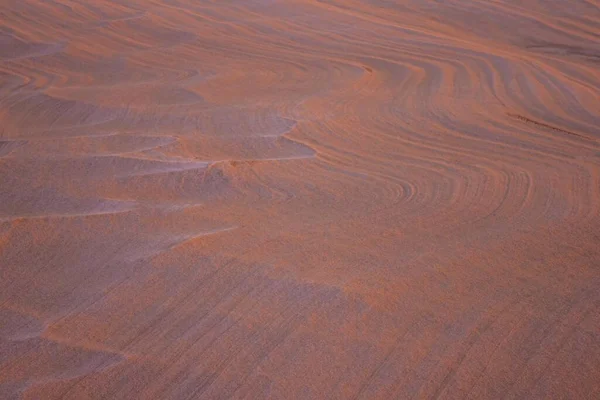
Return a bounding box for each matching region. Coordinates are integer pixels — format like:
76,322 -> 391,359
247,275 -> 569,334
1,1 -> 600,399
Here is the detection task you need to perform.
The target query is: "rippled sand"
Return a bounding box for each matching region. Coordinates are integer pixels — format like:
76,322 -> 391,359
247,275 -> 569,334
1,1 -> 600,399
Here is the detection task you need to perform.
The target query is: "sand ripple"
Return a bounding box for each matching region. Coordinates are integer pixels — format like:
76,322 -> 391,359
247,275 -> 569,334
1,1 -> 599,399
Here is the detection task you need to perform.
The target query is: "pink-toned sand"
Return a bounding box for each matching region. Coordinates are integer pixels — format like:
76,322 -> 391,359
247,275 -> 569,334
1,1 -> 599,399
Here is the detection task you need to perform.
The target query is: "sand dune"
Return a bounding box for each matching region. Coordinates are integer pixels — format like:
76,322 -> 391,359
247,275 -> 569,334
1,0 -> 599,399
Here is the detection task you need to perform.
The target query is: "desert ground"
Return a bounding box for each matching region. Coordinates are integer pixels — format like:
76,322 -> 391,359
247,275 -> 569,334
1,1 -> 599,399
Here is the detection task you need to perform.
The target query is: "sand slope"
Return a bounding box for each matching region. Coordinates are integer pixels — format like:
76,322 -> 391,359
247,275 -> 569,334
1,1 -> 599,399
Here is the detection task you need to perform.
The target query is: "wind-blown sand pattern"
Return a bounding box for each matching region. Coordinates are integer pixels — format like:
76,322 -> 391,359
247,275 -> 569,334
1,1 -> 600,399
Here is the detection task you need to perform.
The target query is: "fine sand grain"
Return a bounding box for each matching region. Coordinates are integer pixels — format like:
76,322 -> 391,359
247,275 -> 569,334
1,1 -> 599,399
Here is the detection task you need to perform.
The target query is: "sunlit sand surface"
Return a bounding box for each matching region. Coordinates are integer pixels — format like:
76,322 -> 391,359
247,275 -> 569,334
1,1 -> 600,399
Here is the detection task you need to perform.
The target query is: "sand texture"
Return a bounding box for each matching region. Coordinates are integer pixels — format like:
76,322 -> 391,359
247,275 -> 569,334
1,1 -> 600,399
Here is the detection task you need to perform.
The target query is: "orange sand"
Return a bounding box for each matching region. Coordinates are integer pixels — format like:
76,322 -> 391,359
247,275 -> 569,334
1,1 -> 599,399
